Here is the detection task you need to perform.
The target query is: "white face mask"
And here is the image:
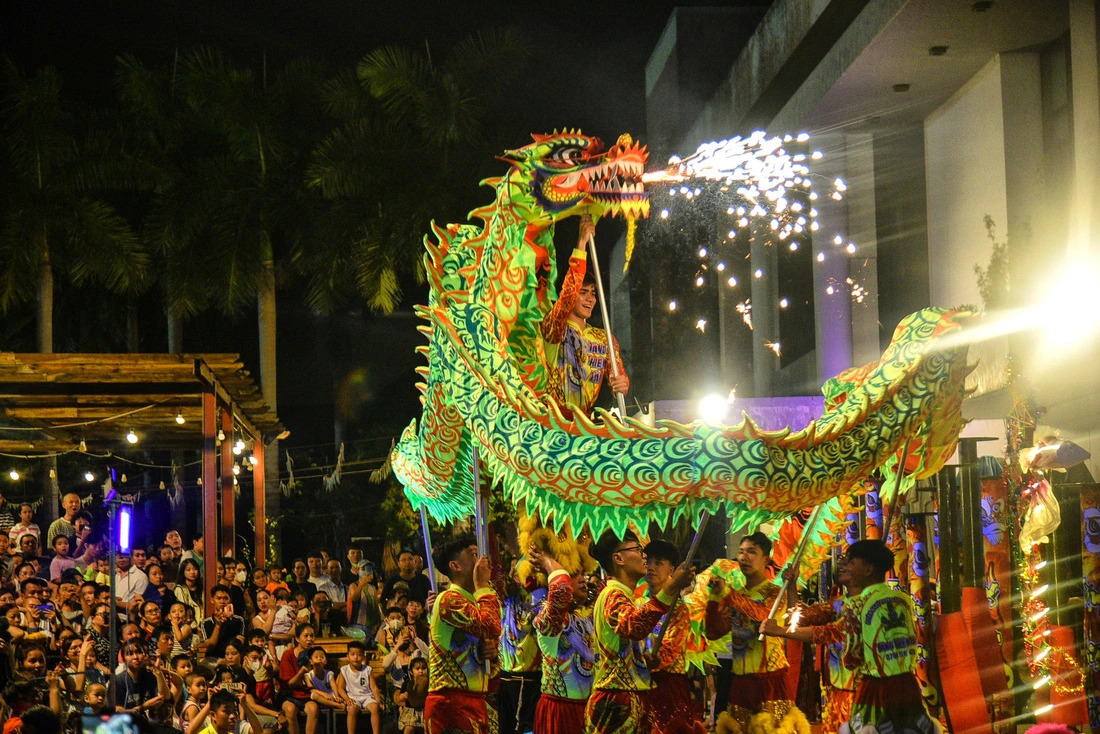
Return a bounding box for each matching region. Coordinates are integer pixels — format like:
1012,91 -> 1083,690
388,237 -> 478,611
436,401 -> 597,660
245,659 -> 261,672
235,571 -> 247,583
387,619 -> 404,631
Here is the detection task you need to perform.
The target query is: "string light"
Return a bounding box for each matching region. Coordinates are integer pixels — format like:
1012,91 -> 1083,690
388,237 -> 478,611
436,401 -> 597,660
727,276 -> 738,287
125,429 -> 139,444
232,463 -> 241,476
779,298 -> 789,309
217,430 -> 225,442
698,247 -> 708,257
817,252 -> 826,263
84,471 -> 94,482
754,268 -> 763,278
248,455 -> 259,466
695,276 -> 705,287
717,262 -> 727,272
8,469 -> 19,481
660,209 -> 669,219
695,318 -> 707,333
846,243 -> 857,254
668,300 -> 678,312
175,409 -> 186,425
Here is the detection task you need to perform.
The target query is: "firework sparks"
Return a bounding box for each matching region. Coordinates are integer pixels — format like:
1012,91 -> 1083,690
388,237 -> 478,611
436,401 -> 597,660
765,341 -> 782,357
736,299 -> 753,330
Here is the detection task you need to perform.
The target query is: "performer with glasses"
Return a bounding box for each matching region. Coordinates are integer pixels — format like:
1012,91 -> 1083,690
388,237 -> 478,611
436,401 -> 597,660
585,531 -> 693,734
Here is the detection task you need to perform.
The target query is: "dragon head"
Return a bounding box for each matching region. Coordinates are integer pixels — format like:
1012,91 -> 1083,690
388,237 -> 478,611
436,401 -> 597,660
499,129 -> 650,223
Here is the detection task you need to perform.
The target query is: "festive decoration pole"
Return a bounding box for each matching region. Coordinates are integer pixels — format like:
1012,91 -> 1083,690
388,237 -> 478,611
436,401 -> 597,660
419,506 -> 438,595
760,503 -> 827,640
470,446 -> 490,674
652,510 -> 710,657
584,220 -> 628,418
881,440 -> 913,540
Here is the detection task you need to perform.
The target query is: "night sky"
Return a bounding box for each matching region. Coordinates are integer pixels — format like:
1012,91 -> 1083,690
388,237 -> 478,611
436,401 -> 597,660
1,1 -> 748,454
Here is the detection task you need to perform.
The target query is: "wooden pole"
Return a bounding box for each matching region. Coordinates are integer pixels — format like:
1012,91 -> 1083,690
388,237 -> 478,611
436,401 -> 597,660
419,506 -> 438,595
220,407 -> 235,559
201,391 -> 218,610
253,441 -> 266,568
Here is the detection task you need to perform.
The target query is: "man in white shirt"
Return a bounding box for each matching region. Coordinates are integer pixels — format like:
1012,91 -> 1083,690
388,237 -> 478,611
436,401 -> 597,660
320,560 -> 348,603
306,551 -> 330,588
114,552 -> 149,606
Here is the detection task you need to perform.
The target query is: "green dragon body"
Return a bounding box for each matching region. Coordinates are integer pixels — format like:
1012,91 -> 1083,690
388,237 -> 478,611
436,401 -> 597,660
392,131 -> 971,538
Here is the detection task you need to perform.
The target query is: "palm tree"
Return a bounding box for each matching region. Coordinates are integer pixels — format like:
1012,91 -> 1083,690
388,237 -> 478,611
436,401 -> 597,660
137,48 -> 328,549
298,29 -> 530,313
0,58 -> 149,353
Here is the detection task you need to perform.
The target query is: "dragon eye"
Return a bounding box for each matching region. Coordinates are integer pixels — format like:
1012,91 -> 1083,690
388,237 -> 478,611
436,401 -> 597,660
551,147 -> 584,165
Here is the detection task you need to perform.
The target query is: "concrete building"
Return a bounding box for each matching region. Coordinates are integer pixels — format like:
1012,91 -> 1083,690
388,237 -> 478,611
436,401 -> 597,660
627,1 -> 1100,480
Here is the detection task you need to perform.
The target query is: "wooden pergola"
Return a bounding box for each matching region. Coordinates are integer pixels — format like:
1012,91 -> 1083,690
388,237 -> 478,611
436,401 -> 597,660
0,353 -> 285,601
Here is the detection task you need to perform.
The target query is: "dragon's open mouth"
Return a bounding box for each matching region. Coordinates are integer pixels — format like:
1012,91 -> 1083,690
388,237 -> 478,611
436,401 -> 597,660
579,155 -> 649,219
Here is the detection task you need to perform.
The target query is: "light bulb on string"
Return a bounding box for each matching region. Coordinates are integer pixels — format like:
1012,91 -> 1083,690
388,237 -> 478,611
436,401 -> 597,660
175,409 -> 186,425
79,438 -> 86,452
232,463 -> 241,476
217,430 -> 225,442
232,442 -> 242,456
84,471 -> 94,482
159,481 -> 166,490
668,300 -> 678,312
120,474 -> 128,483
727,276 -> 738,287
8,469 -> 19,481
125,429 -> 139,444
248,454 -> 259,466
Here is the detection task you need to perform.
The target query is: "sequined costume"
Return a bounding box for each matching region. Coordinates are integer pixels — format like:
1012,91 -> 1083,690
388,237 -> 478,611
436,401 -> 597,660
425,585 -> 502,734
645,599 -> 701,734
705,579 -> 795,728
541,249 -> 629,414
809,583 -> 939,734
799,598 -> 858,734
584,578 -> 673,734
498,587 -> 541,734
534,570 -> 595,734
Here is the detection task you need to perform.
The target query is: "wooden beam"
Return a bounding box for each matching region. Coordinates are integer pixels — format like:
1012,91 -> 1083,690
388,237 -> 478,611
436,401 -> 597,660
253,442 -> 266,568
0,383 -> 203,396
220,406 -> 235,560
201,391 -> 218,614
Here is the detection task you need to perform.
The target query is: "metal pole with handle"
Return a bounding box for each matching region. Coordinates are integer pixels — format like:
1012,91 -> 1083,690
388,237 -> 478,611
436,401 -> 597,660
758,502 -> 827,640
470,445 -> 491,675
418,506 -> 438,595
652,510 -> 710,658
583,219 -> 629,418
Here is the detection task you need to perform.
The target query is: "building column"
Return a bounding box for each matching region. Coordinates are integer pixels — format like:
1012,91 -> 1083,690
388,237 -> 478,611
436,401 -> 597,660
1070,0 -> 1100,254
811,133 -> 854,383
750,228 -> 778,396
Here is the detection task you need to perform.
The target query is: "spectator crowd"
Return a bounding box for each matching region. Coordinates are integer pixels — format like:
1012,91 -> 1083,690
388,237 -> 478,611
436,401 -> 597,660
0,493 -> 431,734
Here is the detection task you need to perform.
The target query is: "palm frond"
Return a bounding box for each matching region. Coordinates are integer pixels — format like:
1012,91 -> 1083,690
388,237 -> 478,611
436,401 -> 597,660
62,197 -> 148,294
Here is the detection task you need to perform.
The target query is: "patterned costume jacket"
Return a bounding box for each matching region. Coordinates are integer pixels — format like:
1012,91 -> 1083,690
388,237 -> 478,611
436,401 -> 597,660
705,579 -> 789,675
429,585 -> 502,693
592,578 -> 673,692
810,582 -> 919,680
534,570 -> 596,699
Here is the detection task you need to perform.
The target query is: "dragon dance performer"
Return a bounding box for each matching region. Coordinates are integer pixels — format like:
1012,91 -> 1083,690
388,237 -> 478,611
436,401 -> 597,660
527,547 -> 596,734
498,570 -> 542,734
541,215 -> 629,415
643,540 -> 704,734
585,530 -> 694,734
425,536 -> 502,734
761,540 -> 940,734
779,558 -> 862,734
705,532 -> 800,732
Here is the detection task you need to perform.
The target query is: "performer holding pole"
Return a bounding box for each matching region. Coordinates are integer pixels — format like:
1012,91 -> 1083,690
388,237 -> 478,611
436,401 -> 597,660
585,530 -> 694,734
705,532 -> 805,732
542,215 -> 630,418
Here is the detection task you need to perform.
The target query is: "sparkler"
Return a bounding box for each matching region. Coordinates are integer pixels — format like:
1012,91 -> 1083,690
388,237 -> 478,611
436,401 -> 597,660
786,607 -> 802,634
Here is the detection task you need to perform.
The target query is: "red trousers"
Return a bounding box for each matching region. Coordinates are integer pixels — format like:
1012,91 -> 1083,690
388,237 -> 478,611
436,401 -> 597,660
534,694 -> 586,734
425,689 -> 489,734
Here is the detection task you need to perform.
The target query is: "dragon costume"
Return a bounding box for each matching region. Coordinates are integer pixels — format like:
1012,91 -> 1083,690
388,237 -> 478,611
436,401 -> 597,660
391,129 -> 972,541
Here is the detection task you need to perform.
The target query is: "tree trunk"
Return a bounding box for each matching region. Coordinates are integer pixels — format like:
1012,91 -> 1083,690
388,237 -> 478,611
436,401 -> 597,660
167,312 -> 183,353
127,300 -> 140,352
37,248 -> 52,354
37,244 -> 59,528
257,257 -> 281,561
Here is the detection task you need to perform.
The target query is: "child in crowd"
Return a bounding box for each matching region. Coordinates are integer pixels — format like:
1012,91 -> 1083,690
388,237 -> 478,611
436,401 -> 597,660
169,601 -> 194,657
335,641 -> 381,734
179,673 -> 209,731
264,567 -> 290,596
374,607 -> 406,652
82,681 -> 108,714
394,656 -> 428,734
304,647 -> 341,710
244,642 -> 275,709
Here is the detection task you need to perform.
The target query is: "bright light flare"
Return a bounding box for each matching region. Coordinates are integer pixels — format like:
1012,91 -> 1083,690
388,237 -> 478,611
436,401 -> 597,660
126,429 -> 139,444
8,470 -> 18,481
696,318 -> 707,333
697,393 -> 730,425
